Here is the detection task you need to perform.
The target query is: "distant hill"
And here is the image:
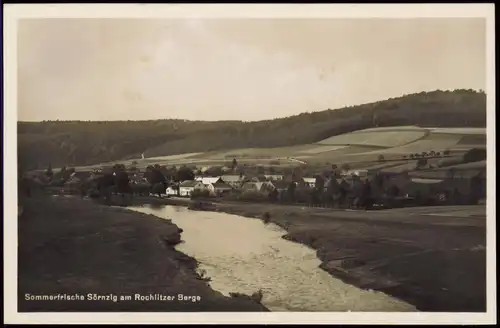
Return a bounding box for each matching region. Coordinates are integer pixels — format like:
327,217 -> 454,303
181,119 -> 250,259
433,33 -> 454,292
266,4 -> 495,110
18,89 -> 486,171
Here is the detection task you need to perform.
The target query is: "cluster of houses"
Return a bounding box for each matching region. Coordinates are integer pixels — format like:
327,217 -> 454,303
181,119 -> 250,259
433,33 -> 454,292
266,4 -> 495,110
167,174 -> 289,197
163,168 -> 383,199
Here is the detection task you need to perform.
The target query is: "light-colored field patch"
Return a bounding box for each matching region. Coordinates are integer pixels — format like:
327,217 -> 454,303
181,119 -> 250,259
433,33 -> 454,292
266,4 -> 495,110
361,135 -> 463,155
299,145 -> 348,154
428,127 -> 486,135
317,131 -> 426,148
379,162 -> 418,173
145,152 -> 203,161
358,161 -> 413,171
352,126 -> 425,133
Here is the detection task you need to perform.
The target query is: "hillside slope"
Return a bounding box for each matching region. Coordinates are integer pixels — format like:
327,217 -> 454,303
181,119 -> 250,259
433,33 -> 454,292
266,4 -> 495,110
18,90 -> 486,170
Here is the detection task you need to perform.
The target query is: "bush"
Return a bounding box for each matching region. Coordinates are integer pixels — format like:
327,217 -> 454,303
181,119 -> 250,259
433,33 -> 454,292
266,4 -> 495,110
238,190 -> 268,202
437,158 -> 463,168
463,148 -> 486,163
190,189 -> 211,199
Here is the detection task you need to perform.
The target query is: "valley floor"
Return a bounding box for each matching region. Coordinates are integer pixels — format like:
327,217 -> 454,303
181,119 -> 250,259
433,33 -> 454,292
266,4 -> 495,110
17,193 -> 487,312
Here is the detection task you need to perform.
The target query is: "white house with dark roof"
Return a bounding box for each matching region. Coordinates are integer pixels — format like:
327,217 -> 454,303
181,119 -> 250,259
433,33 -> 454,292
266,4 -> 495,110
179,180 -> 207,197
207,181 -> 233,196
196,176 -> 223,185
302,177 -> 316,188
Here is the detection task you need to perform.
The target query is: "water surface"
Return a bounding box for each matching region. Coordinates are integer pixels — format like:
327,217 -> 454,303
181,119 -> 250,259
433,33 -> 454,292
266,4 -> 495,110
129,205 -> 416,312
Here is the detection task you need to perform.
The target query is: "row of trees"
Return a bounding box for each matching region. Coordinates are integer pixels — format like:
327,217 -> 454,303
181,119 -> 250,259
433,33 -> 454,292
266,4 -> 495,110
225,169 -> 484,209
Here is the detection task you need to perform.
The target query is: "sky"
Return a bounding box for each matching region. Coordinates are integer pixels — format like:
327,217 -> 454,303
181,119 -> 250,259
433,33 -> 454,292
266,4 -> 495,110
17,18 -> 486,122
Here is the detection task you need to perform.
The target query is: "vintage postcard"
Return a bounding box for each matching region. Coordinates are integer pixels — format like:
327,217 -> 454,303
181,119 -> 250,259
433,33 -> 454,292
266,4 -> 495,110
3,3 -> 496,325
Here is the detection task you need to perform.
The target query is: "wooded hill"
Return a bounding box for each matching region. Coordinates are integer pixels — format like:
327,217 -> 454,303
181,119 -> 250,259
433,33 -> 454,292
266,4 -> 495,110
18,89 -> 486,171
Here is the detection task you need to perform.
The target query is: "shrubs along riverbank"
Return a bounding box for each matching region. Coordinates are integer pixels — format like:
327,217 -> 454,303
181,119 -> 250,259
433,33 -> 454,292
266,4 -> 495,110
17,194 -> 268,312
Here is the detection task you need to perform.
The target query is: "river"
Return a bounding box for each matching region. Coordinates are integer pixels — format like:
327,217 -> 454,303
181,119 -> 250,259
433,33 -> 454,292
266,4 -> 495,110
128,204 -> 417,312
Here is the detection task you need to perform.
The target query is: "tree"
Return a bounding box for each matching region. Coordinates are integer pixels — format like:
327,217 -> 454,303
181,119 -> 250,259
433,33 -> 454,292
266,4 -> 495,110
325,176 -> 340,199
151,182 -> 166,198
463,148 -> 486,163
416,158 -> 428,169
286,182 -> 296,203
176,165 -> 195,182
205,166 -> 224,177
447,168 -> 457,179
256,166 -> 266,175
443,149 -> 451,156
314,175 -> 325,192
340,163 -> 351,172
114,170 -> 131,194
146,166 -> 167,185
45,164 -> 53,180
268,188 -> 279,202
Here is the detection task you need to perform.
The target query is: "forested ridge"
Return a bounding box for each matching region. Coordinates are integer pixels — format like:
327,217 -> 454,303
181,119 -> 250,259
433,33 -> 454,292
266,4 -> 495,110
18,89 -> 486,170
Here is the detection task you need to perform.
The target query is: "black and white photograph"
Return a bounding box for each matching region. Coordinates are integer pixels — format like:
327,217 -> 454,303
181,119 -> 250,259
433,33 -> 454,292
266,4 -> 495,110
3,3 -> 496,325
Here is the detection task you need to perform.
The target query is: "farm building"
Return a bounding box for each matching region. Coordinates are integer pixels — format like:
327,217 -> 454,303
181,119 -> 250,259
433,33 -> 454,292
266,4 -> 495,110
264,174 -> 284,181
221,174 -> 248,187
343,169 -> 369,178
207,182 -> 233,196
166,186 -> 178,196
195,176 -> 223,185
63,176 -> 83,193
302,177 -> 316,188
179,181 -> 207,197
250,175 -> 268,183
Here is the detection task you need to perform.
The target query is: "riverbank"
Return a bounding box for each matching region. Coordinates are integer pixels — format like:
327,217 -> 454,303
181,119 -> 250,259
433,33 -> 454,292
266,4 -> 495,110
17,195 -> 268,312
116,196 -> 486,312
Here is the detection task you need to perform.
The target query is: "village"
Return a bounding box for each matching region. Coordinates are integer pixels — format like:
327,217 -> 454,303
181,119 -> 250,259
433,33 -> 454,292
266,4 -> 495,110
23,154 -> 487,210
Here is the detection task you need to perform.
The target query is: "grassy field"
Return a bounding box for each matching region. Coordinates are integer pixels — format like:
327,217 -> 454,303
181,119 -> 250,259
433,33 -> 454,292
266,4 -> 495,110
55,126 -> 486,173
317,130 -> 428,148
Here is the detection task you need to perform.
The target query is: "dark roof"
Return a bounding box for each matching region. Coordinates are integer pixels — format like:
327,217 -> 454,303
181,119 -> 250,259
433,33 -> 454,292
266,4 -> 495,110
213,182 -> 233,189
221,175 -> 245,182
179,180 -> 199,188
272,181 -> 289,189
252,175 -> 268,182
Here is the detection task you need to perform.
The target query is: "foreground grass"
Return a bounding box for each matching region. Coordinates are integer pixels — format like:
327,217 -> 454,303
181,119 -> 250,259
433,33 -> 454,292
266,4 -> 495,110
17,195 -> 268,312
